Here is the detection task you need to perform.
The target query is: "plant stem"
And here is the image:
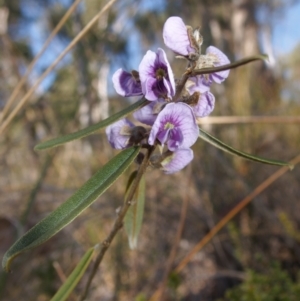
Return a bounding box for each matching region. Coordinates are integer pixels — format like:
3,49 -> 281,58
79,147 -> 154,301
191,54 -> 268,76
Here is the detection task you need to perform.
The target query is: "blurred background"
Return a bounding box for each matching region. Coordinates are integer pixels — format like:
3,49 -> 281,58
1,0 -> 300,300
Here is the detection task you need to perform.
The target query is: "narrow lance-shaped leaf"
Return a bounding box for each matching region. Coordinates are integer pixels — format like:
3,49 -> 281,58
191,54 -> 268,76
35,98 -> 149,151
50,247 -> 95,301
199,128 -> 293,169
2,146 -> 140,272
124,171 -> 146,250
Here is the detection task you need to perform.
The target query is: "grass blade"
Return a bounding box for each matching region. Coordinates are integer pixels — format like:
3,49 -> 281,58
50,247 -> 95,301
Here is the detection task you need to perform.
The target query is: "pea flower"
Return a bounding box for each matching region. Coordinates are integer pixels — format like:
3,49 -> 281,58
185,79 -> 215,117
163,16 -> 230,86
139,48 -> 175,101
161,148 -> 194,174
112,69 -> 143,97
106,16 -> 232,174
163,16 -> 196,57
105,118 -> 134,149
196,46 -> 230,85
133,99 -> 166,126
148,102 -> 199,151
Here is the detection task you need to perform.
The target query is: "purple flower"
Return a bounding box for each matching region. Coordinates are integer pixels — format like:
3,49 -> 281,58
148,102 -> 199,151
193,91 -> 215,118
133,99 -> 166,126
197,46 -> 230,85
139,48 -> 175,101
112,69 -> 143,97
185,79 -> 215,117
161,148 -> 194,174
163,16 -> 195,56
186,77 -> 210,94
106,118 -> 134,149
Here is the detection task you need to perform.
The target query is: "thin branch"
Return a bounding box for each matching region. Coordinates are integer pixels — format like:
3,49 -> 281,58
0,0 -> 118,135
0,0 -> 82,123
79,146 -> 154,301
174,154 -> 300,273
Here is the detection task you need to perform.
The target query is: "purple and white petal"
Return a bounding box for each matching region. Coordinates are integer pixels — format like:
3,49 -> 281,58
193,91 -> 215,117
133,99 -> 166,126
157,48 -> 176,96
148,102 -> 199,151
112,69 -> 143,97
105,118 -> 134,149
163,17 -> 194,56
206,46 -> 230,83
161,148 -> 194,174
186,77 -> 211,94
142,77 -> 158,101
139,48 -> 175,100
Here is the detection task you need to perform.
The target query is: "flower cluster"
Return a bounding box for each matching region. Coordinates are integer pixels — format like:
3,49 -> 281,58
106,16 -> 230,174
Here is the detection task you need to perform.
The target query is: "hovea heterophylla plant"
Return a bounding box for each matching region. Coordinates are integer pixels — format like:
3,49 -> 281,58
2,15 -> 293,300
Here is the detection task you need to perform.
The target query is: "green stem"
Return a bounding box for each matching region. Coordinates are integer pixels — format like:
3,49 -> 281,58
79,146 -> 154,301
191,54 -> 268,76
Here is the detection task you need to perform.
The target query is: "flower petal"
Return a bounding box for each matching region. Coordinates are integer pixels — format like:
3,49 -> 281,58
193,91 -> 215,117
139,48 -> 175,100
148,102 -> 199,150
157,48 -> 176,96
186,76 -> 211,94
161,148 -> 194,174
143,77 -> 158,101
163,16 -> 194,56
168,127 -> 183,151
206,46 -> 230,83
133,99 -> 166,126
105,119 -> 134,149
112,69 -> 143,97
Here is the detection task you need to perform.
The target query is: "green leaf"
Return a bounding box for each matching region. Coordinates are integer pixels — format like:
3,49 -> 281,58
199,128 -> 293,169
192,54 -> 268,76
50,247 -> 95,301
124,171 -> 146,250
2,146 -> 140,271
35,98 -> 149,150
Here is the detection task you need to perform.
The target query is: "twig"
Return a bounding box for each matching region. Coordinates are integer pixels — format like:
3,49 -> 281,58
150,155 -> 300,301
79,147 -> 154,301
53,261 -> 67,283
0,0 -> 82,123
0,0 -> 118,135
174,154 -> 300,273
